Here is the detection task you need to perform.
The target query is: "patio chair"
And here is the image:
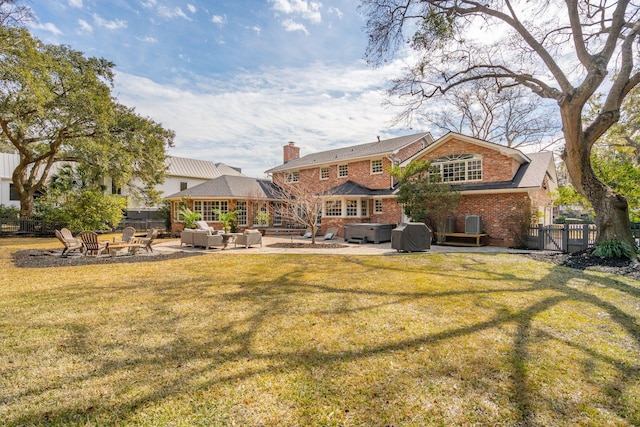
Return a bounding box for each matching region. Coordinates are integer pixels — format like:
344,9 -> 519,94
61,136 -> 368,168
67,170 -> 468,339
234,229 -> 262,248
324,227 -> 339,240
196,221 -> 216,232
121,226 -> 136,243
55,229 -> 83,256
133,228 -> 158,253
79,231 -> 108,257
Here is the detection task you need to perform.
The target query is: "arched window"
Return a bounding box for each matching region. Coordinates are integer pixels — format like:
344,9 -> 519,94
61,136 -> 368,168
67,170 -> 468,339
431,154 -> 482,183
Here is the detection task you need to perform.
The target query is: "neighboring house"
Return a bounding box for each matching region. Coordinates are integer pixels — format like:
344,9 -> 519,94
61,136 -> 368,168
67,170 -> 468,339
266,132 -> 557,247
115,156 -> 244,220
1,152 -> 243,219
164,175 -> 280,234
0,152 -> 20,209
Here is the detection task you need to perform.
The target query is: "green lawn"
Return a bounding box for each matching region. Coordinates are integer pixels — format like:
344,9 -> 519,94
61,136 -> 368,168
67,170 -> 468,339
1,237 -> 639,426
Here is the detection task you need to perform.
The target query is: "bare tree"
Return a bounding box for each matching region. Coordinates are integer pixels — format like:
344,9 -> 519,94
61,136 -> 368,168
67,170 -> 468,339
423,81 -> 560,150
362,0 -> 640,252
271,182 -> 334,245
0,0 -> 32,27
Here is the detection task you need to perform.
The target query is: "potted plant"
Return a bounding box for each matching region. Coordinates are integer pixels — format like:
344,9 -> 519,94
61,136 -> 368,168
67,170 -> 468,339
178,207 -> 201,229
213,209 -> 238,234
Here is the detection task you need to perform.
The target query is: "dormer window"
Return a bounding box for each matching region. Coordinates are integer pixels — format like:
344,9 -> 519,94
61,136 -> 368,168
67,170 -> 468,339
285,171 -> 299,183
431,154 -> 482,183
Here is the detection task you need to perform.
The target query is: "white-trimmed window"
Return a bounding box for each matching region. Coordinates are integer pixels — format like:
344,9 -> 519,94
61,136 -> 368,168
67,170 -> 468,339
273,202 -> 283,226
346,199 -> 358,217
253,202 -> 269,226
374,199 -> 383,214
194,200 -> 228,221
320,167 -> 329,180
338,164 -> 348,178
236,201 -> 247,226
285,171 -> 299,183
371,159 -> 383,174
325,200 -> 342,217
431,154 -> 482,183
360,199 -> 369,217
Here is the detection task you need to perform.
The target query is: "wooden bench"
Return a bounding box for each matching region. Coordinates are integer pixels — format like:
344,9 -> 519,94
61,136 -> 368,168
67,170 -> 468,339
438,232 -> 488,247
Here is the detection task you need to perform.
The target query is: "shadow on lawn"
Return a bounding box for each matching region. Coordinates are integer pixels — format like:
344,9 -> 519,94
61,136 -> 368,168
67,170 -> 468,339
5,254 -> 640,426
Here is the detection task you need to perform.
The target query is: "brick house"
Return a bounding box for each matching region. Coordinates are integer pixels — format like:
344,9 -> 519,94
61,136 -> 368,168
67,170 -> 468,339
266,132 -> 557,247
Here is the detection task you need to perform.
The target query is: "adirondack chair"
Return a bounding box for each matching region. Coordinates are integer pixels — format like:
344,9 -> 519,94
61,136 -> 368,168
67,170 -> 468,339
55,229 -> 83,256
79,231 -> 108,257
121,226 -> 136,243
132,228 -> 158,253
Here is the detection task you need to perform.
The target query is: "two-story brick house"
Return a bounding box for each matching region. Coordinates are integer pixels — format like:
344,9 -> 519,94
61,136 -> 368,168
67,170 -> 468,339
266,132 -> 557,247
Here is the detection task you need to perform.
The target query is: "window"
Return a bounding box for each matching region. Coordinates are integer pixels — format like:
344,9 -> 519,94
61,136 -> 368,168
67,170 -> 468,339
9,184 -> 19,201
374,199 -> 383,214
285,171 -> 299,183
194,200 -> 227,221
180,181 -> 188,191
431,154 -> 482,183
360,199 -> 368,217
273,202 -> 283,226
371,159 -> 383,174
346,199 -> 358,217
253,202 -> 269,226
236,201 -> 247,226
338,164 -> 348,178
325,200 -> 342,217
111,182 -> 121,195
320,167 -> 329,180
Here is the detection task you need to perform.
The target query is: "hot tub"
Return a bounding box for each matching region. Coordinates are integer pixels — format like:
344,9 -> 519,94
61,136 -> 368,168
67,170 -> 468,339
343,223 -> 395,244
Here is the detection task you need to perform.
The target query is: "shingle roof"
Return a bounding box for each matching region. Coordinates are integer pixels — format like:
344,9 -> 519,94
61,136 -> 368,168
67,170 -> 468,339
164,175 -> 279,200
166,156 -> 244,179
265,132 -> 433,173
323,180 -> 395,197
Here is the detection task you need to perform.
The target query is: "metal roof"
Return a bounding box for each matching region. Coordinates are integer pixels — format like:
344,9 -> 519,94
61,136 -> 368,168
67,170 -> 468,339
166,156 -> 244,179
165,175 -> 279,200
266,132 -> 433,173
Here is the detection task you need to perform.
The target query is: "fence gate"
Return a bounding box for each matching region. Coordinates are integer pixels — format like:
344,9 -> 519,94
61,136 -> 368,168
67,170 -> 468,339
527,224 -> 597,253
542,225 -> 563,251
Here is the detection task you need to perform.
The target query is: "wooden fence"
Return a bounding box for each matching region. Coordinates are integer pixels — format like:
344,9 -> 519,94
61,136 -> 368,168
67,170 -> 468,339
1,216 -> 167,236
525,223 -> 640,253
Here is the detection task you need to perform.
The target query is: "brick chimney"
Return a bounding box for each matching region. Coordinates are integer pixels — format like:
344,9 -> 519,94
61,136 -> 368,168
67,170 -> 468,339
283,141 -> 300,163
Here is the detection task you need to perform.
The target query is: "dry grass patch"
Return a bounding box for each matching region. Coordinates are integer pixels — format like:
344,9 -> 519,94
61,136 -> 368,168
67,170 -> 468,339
0,237 -> 639,426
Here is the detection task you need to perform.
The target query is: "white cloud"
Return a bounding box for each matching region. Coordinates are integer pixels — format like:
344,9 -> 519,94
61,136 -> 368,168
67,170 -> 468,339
187,4 -> 196,14
137,36 -> 158,43
157,6 -> 190,20
113,60 -> 414,178
92,14 -> 127,30
252,26 -> 261,36
328,7 -> 343,19
68,0 -> 83,8
140,0 -> 156,8
270,0 -> 322,24
282,19 -> 308,35
30,22 -> 63,35
77,19 -> 92,34
211,14 -> 227,27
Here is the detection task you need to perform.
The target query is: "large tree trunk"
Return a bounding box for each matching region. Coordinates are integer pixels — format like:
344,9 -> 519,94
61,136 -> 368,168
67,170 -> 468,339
561,106 -> 636,252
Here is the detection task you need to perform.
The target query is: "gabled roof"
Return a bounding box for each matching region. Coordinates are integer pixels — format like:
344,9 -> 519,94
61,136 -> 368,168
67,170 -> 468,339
400,132 -> 530,167
164,175 -> 279,200
166,156 -> 244,179
448,151 -> 556,193
266,132 -> 433,173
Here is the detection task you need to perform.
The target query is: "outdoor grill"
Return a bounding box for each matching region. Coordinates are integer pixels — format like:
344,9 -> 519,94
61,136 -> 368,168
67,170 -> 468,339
391,223 -> 432,252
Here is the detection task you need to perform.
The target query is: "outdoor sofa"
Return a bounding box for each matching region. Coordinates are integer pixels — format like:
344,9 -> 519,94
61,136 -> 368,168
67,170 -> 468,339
180,228 -> 224,250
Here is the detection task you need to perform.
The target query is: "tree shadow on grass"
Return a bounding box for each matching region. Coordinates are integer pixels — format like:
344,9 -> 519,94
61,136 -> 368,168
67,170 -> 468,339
3,254 -> 640,426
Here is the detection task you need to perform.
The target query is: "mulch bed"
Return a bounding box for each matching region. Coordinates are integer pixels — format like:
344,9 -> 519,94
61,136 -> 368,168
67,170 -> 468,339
522,248 -> 640,281
266,242 -> 348,249
12,249 -> 203,268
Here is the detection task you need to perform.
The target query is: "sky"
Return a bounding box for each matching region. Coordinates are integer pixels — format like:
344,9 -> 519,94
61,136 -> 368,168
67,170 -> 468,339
27,0 -> 424,178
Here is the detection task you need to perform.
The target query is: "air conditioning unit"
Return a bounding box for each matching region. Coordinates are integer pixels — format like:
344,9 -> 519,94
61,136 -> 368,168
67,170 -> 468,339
465,215 -> 482,234
444,217 -> 456,233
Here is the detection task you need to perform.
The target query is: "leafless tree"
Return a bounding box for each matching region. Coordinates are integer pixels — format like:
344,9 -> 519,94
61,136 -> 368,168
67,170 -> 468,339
422,81 -> 560,150
362,0 -> 640,250
271,182 -> 335,245
0,0 -> 32,28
